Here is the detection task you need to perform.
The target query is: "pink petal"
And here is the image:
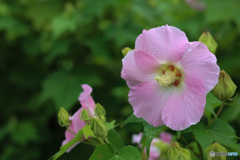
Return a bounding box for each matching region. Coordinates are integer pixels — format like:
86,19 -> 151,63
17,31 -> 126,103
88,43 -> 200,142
180,42 -> 220,93
121,50 -> 155,87
129,81 -> 173,127
162,74 -> 206,130
68,108 -> 85,134
160,132 -> 172,144
62,108 -> 85,151
135,25 -> 188,63
78,84 -> 95,115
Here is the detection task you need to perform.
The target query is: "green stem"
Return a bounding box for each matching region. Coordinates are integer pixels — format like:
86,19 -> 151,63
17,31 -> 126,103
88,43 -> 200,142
82,141 -> 98,146
97,137 -> 105,145
207,101 -> 225,128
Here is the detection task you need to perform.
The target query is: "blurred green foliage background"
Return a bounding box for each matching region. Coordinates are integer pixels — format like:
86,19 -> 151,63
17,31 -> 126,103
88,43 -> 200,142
0,0 -> 240,159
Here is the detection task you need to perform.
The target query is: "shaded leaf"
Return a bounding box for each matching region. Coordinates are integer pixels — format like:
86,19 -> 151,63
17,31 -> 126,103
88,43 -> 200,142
41,69 -> 101,110
89,144 -> 141,160
183,119 -> 240,159
121,114 -> 144,127
143,122 -> 167,157
108,129 -> 124,152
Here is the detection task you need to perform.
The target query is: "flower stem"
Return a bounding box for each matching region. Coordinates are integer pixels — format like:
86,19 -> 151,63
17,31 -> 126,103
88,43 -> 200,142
207,101 -> 225,129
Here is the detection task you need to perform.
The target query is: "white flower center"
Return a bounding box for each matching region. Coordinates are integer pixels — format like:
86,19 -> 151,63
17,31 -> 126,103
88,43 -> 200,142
155,70 -> 176,87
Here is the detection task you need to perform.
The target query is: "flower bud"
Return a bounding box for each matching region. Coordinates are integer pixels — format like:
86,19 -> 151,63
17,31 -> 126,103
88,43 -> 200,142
90,118 -> 108,138
206,142 -> 227,160
212,70 -> 237,101
80,108 -> 90,121
121,47 -> 132,57
168,142 -> 191,160
95,103 -> 106,121
58,107 -> 71,127
198,32 -> 218,54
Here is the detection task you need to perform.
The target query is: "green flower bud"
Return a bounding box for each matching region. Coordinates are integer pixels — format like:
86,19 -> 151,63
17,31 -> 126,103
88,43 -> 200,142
198,32 -> 218,54
121,47 -> 132,57
90,118 -> 108,138
212,70 -> 237,101
95,103 -> 106,121
58,107 -> 71,127
206,142 -> 227,160
168,142 -> 191,160
80,108 -> 90,121
154,140 -> 170,157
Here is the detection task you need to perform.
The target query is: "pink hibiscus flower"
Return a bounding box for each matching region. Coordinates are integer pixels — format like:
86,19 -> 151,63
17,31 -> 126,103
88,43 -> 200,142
62,84 -> 96,152
121,25 -> 220,130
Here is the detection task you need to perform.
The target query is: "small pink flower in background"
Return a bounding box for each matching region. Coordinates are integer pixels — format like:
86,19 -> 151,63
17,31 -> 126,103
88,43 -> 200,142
121,25 -> 220,130
132,132 -> 172,160
160,132 -> 172,144
132,132 -> 142,144
185,0 -> 205,10
62,84 -> 96,152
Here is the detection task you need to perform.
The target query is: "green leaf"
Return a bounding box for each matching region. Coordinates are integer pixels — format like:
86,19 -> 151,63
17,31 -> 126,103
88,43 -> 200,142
143,122 -> 167,157
206,0 -> 240,31
106,120 -> 116,130
220,96 -> 240,122
108,129 -> 124,152
183,119 -> 240,159
121,114 -> 144,127
40,69 -> 101,110
204,92 -> 221,121
11,121 -> 39,146
49,130 -> 83,160
82,125 -> 95,139
89,144 -> 142,160
51,13 -> 80,38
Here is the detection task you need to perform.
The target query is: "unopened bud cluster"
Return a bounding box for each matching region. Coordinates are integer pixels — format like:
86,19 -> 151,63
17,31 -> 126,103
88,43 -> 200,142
80,103 -> 108,139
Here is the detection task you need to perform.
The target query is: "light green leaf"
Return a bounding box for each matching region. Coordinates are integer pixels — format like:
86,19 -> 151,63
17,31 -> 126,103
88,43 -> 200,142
83,125 -> 95,139
89,144 -> 141,160
49,130 -> 83,160
121,114 -> 144,127
106,120 -> 116,130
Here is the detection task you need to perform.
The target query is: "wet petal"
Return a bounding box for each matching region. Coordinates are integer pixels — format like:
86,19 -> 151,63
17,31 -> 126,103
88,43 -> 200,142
135,25 -> 188,63
180,42 -> 220,93
162,74 -> 206,130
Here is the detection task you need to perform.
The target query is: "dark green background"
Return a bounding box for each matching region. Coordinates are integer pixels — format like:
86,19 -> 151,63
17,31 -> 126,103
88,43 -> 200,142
1,0 -> 240,159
